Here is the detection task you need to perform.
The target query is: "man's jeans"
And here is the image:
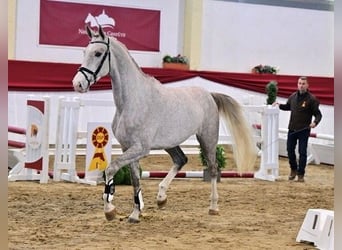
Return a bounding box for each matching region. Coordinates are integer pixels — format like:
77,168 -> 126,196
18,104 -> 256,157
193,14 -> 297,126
287,128 -> 310,176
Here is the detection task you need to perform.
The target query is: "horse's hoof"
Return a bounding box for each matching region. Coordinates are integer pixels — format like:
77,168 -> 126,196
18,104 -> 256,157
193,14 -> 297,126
104,208 -> 116,221
157,198 -> 167,208
208,209 -> 219,215
128,217 -> 140,224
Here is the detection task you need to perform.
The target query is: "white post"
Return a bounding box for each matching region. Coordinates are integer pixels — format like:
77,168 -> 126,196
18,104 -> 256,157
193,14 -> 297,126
40,96 -> 50,183
254,105 -> 279,181
53,97 -> 81,182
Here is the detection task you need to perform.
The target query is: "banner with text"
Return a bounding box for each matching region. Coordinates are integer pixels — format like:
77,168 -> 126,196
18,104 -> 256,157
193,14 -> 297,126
39,0 -> 160,51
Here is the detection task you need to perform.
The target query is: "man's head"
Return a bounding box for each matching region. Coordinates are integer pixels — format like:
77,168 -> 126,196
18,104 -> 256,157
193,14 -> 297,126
297,76 -> 309,94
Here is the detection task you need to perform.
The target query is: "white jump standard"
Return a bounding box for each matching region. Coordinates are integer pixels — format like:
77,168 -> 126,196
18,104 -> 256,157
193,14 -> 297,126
8,97 -> 50,184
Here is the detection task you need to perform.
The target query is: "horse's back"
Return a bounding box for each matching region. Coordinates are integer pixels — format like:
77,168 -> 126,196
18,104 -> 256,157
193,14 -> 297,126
153,85 -> 218,120
143,85 -> 219,148
158,85 -> 214,106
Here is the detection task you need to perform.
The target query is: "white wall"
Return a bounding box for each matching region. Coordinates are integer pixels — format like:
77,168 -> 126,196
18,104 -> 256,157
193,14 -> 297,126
15,0 -> 185,67
200,0 -> 334,76
14,0 -> 333,76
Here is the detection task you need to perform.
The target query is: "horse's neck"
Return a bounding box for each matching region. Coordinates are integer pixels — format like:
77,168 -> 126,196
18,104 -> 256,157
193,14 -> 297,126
108,40 -> 152,110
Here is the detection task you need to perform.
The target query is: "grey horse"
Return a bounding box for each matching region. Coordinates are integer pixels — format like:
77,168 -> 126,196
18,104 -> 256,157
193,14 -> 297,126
72,26 -> 257,223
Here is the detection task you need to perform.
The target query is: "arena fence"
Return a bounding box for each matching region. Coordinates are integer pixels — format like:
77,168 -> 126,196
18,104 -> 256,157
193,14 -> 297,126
51,98 -> 279,184
8,96 -> 333,185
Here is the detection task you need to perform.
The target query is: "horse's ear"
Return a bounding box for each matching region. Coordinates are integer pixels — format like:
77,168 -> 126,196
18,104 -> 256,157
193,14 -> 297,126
86,25 -> 94,38
98,25 -> 105,40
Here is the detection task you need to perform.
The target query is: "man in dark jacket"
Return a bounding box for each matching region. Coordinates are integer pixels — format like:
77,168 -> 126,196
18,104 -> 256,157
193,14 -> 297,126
274,76 -> 322,182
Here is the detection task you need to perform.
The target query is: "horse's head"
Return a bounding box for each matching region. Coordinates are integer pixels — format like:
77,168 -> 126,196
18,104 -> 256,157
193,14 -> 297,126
72,25 -> 111,93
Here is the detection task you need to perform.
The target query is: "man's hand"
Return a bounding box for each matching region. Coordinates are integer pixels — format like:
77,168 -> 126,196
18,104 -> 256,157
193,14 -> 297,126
309,122 -> 317,128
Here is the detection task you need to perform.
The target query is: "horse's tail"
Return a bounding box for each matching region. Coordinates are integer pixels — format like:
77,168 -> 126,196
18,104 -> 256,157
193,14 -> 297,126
211,93 -> 257,172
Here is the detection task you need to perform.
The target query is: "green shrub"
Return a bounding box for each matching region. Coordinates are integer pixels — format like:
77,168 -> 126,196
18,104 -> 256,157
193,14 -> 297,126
199,145 -> 227,169
103,165 -> 142,185
162,54 -> 189,64
266,81 -> 278,105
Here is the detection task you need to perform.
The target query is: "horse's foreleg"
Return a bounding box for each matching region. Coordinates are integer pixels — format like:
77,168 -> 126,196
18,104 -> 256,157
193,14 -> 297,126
128,161 -> 144,223
103,145 -> 148,222
157,147 -> 187,208
103,166 -> 118,221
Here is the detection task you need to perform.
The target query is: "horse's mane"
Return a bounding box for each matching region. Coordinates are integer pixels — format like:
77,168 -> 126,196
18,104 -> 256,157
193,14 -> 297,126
108,36 -> 156,82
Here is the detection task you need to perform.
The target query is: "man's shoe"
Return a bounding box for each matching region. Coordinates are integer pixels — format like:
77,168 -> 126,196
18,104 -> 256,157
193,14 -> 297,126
297,175 -> 305,182
288,169 -> 296,180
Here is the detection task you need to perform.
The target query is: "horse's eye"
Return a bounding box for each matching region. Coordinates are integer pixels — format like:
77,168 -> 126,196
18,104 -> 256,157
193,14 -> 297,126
95,51 -> 102,57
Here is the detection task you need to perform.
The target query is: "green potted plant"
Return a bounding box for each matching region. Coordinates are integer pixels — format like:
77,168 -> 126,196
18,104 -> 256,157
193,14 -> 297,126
266,80 -> 278,105
162,54 -> 189,70
199,145 -> 227,182
113,165 -> 131,185
103,165 -> 142,185
252,64 -> 278,74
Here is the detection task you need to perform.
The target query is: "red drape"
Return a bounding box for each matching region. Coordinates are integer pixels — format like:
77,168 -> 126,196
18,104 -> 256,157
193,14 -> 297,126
8,60 -> 333,105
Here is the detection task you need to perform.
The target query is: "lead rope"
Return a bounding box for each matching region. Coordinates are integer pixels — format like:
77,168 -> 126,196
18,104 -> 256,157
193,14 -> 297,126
257,126 -> 310,152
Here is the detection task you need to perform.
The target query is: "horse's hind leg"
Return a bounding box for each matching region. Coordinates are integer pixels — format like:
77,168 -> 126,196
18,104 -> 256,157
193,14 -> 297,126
127,161 -> 144,223
197,135 -> 220,215
157,146 -> 188,208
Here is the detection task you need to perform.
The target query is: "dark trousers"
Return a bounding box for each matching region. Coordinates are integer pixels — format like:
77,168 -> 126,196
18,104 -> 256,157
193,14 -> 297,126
286,128 -> 310,176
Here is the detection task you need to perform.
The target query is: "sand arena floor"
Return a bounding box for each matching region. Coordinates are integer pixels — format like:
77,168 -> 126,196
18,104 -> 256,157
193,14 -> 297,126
8,150 -> 333,250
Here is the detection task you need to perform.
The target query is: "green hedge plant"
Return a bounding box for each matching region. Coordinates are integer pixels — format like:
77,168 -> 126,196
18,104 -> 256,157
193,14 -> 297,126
199,145 -> 227,169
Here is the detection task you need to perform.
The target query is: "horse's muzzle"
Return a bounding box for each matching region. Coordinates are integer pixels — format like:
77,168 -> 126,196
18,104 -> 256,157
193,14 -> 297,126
72,74 -> 89,93
74,84 -> 88,93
